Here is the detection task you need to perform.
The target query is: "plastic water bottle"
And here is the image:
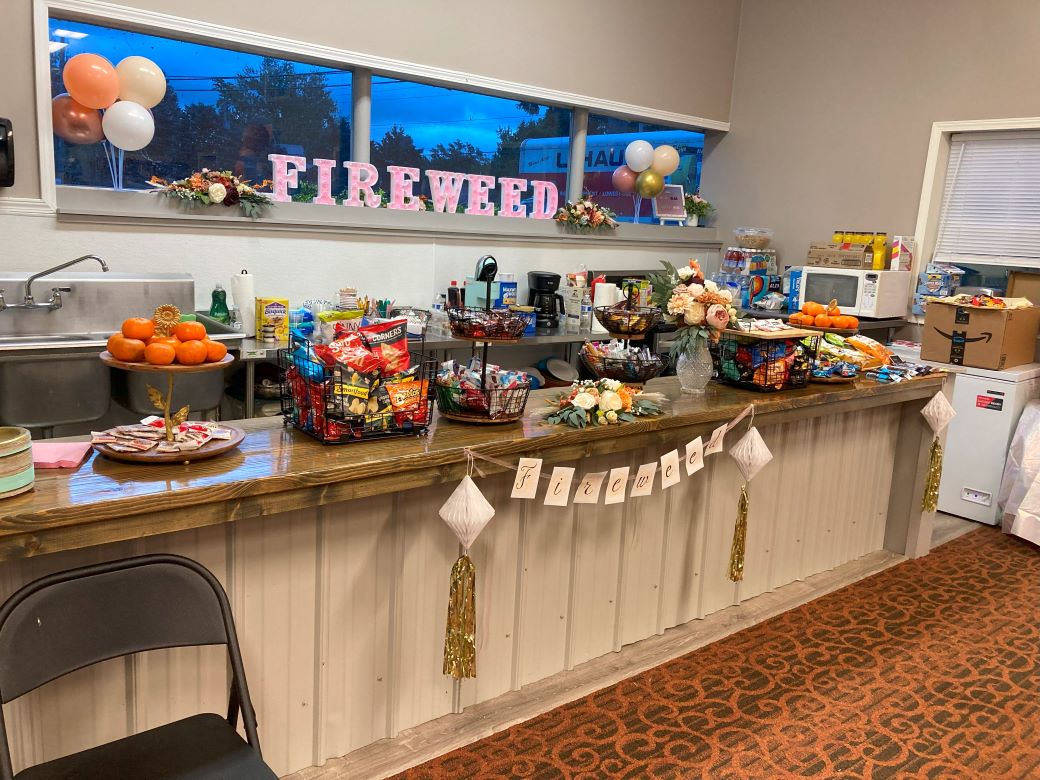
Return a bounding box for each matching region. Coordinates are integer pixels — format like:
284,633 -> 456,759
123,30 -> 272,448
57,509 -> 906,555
579,290 -> 593,333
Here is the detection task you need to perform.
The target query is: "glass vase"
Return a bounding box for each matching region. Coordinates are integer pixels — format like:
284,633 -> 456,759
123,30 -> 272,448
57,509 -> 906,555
676,339 -> 713,394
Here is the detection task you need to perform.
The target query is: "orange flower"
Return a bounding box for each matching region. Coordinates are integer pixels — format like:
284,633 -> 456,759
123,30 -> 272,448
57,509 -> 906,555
617,386 -> 634,412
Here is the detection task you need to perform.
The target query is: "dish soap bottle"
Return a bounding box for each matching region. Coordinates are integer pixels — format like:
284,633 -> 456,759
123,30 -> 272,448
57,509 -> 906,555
209,283 -> 230,324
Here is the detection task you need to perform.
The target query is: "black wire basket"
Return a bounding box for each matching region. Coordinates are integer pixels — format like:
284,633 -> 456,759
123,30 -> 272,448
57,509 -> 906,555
447,307 -> 530,341
579,349 -> 669,383
278,335 -> 435,443
434,380 -> 531,424
711,331 -> 820,392
593,305 -> 662,339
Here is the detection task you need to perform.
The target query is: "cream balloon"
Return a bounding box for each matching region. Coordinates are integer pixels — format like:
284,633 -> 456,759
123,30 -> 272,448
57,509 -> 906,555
624,140 -> 654,173
102,100 -> 154,151
650,145 -> 680,176
116,56 -> 167,109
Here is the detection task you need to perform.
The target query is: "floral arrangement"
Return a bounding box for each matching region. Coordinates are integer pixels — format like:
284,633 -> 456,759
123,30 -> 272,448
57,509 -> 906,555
149,170 -> 273,219
649,259 -> 739,357
555,196 -> 618,233
683,192 -> 714,220
542,379 -> 663,428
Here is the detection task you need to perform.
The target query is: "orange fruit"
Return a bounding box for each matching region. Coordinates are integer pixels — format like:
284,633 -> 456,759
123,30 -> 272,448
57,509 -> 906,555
107,333 -> 146,362
845,316 -> 859,329
147,334 -> 181,347
174,321 -> 207,342
203,339 -> 228,362
175,339 -> 208,366
814,314 -> 833,328
121,317 -> 155,341
144,341 -> 176,366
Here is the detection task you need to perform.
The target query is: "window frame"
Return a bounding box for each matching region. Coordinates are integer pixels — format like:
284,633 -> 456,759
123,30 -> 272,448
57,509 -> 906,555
31,0 -> 726,245
912,117 -> 1040,322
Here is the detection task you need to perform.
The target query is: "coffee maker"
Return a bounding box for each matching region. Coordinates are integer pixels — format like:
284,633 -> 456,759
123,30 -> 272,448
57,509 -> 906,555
527,271 -> 565,329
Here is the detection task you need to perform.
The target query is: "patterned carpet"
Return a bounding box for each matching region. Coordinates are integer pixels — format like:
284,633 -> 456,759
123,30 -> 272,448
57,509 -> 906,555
397,528 -> 1040,779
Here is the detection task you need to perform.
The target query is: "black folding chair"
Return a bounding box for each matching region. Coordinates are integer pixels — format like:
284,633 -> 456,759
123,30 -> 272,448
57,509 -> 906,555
0,554 -> 277,779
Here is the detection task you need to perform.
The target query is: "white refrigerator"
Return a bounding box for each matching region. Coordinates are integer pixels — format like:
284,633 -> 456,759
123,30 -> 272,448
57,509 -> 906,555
938,362 -> 1040,524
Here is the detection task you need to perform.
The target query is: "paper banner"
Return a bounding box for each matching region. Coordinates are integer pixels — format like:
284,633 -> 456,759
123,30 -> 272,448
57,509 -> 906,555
544,466 -> 575,506
685,437 -> 704,476
511,458 -> 543,499
705,424 -> 727,456
660,450 -> 681,489
605,467 -> 630,505
631,462 -> 657,497
573,472 -> 607,504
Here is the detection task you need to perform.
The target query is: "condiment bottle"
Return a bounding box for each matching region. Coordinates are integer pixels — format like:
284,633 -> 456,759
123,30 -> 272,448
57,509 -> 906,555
209,283 -> 230,324
872,233 -> 888,271
447,280 -> 464,310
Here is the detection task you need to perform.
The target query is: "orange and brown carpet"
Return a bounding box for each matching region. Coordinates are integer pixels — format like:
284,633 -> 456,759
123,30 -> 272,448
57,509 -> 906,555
398,528 -> 1040,778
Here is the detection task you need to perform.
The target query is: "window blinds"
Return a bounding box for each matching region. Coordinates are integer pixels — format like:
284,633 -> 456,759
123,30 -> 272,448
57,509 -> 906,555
933,132 -> 1040,267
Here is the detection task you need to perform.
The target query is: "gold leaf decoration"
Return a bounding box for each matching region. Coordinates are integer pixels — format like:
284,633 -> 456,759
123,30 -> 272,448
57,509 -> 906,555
146,385 -> 165,411
171,405 -> 190,426
443,554 -> 476,679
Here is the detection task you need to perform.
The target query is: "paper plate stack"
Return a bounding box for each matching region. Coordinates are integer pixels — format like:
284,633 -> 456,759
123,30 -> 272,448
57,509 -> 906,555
0,427 -> 34,500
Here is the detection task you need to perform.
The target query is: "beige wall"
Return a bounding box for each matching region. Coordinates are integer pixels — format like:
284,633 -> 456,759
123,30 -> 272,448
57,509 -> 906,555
0,0 -> 742,201
702,0 -> 1040,266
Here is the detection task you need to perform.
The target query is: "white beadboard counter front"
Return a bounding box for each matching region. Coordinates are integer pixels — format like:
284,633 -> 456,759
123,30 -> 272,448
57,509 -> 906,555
0,376 -> 943,776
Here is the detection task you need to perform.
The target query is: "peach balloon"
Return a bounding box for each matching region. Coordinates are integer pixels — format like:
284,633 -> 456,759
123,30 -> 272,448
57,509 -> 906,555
62,53 -> 119,110
116,56 -> 167,109
51,94 -> 104,145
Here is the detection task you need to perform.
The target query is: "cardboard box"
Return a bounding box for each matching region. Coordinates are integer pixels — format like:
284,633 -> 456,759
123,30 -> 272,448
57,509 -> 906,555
805,242 -> 874,269
921,301 -> 1040,369
917,263 -> 965,296
1007,271 -> 1040,305
912,293 -> 929,317
742,275 -> 783,308
890,236 -> 914,271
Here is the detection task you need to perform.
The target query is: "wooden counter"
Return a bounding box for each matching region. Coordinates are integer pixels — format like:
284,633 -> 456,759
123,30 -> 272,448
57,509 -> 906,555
0,376 -> 945,777
1,376 -> 942,562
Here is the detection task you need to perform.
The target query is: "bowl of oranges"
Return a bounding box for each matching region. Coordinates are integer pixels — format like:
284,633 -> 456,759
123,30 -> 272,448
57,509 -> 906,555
102,307 -> 232,372
787,299 -> 860,334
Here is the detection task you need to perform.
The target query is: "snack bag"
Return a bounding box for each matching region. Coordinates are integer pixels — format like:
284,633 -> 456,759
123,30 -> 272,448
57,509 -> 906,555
846,334 -> 891,363
385,378 -> 430,427
359,318 -> 411,375
328,332 -> 381,375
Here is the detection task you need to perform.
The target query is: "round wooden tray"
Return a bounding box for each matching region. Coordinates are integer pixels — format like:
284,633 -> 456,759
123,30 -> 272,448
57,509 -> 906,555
786,323 -> 859,337
92,425 -> 245,464
810,375 -> 857,384
448,334 -> 524,344
438,411 -> 524,425
100,352 -> 234,373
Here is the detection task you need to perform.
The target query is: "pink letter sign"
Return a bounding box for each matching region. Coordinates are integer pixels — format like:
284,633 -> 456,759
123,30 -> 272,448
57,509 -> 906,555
268,154 -> 307,203
425,170 -> 467,213
530,179 -> 559,219
465,174 -> 496,216
498,177 -> 528,218
387,166 -> 421,211
341,162 -> 380,208
311,158 -> 336,205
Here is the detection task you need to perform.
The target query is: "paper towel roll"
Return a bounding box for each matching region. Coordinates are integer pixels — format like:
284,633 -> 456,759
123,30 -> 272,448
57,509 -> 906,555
591,283 -> 618,334
230,270 -> 255,337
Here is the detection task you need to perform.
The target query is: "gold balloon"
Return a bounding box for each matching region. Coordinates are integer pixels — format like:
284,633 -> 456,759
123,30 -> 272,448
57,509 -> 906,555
51,94 -> 104,145
635,169 -> 665,198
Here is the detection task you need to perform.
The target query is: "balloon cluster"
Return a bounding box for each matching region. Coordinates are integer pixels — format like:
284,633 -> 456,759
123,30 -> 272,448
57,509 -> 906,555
611,141 -> 680,199
52,53 -> 165,152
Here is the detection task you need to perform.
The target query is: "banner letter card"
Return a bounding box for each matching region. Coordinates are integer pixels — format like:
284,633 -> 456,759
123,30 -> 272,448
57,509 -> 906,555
511,458 -> 543,499
660,449 -> 681,489
544,466 -> 575,506
573,472 -> 607,504
706,424 -> 728,456
604,467 -> 630,505
685,437 -> 704,476
630,462 -> 657,497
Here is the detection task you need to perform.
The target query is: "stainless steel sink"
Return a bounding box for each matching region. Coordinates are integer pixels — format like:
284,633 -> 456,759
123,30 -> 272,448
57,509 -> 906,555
0,270 -> 243,434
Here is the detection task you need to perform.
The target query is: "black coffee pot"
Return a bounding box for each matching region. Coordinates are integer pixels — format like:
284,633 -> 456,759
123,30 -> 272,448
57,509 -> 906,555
527,271 -> 565,329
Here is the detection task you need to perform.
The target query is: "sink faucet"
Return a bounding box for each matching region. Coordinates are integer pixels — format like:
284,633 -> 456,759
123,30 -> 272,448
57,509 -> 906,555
0,254 -> 109,312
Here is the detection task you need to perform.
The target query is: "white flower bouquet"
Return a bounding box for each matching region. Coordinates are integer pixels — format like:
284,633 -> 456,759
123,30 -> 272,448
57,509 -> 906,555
542,379 -> 664,428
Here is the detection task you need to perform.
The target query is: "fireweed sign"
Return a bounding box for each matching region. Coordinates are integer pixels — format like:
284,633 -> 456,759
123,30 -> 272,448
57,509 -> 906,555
268,155 -> 559,219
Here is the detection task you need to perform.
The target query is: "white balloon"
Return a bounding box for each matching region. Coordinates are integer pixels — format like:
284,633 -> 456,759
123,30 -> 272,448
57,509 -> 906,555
651,145 -> 680,176
102,100 -> 154,151
624,140 -> 654,173
116,56 -> 166,109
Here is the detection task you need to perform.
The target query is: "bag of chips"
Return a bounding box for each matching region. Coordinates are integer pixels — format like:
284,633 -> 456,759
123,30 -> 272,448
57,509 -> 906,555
358,318 -> 411,375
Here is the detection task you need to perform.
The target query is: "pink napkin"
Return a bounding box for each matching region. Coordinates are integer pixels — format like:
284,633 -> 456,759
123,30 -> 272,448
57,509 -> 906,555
31,442 -> 92,469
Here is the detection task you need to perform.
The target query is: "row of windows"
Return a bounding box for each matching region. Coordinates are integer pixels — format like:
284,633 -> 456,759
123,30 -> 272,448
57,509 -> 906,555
48,18 -> 705,224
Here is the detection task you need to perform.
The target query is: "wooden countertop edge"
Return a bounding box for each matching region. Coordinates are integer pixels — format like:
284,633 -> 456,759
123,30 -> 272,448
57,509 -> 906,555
0,378 -> 943,561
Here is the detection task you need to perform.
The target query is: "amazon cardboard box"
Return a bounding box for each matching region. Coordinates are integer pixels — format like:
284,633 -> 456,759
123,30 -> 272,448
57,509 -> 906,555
921,301 -> 1040,369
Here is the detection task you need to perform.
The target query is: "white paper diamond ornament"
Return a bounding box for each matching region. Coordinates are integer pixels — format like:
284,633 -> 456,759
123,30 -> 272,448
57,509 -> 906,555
439,475 -> 496,550
729,426 -> 773,482
921,391 -> 956,434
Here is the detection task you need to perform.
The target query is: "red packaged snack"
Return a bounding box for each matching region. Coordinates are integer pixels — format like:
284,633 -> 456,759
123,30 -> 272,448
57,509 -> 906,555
327,332 -> 381,375
385,378 -> 430,426
358,319 -> 410,375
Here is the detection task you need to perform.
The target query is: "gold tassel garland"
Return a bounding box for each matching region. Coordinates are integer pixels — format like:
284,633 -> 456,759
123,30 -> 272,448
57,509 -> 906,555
729,483 -> 749,583
922,437 -> 943,512
443,553 -> 476,679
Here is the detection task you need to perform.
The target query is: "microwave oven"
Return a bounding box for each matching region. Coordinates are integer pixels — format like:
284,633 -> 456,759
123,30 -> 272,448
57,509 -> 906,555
798,268 -> 911,318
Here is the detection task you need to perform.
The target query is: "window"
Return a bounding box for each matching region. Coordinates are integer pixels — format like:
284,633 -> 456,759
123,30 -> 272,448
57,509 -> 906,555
370,76 -> 570,210
933,132 -> 1040,267
582,115 -> 704,223
48,18 -> 351,198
